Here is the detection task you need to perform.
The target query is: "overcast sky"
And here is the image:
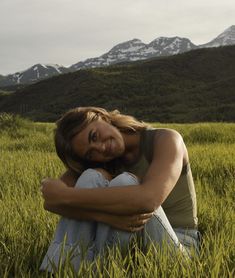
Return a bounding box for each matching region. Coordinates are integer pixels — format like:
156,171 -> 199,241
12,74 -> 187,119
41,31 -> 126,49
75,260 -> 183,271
0,0 -> 234,75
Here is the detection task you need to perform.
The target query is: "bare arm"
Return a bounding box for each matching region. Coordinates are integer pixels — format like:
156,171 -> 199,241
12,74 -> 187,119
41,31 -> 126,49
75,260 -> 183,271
44,169 -> 153,231
44,169 -> 108,221
44,202 -> 152,232
41,130 -> 185,215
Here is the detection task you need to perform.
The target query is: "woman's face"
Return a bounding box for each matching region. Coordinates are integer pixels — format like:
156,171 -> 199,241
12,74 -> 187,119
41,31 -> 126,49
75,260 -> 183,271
71,118 -> 125,162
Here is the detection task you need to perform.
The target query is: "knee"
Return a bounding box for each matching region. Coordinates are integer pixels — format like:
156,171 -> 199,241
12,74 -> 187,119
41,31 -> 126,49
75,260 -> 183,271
75,168 -> 109,189
110,172 -> 139,187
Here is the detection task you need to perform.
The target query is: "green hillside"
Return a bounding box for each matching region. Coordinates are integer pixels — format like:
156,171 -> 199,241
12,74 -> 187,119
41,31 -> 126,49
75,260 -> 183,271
0,46 -> 235,122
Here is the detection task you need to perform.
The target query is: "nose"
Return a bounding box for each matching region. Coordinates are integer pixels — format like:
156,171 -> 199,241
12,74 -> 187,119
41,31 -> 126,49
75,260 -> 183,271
92,141 -> 106,153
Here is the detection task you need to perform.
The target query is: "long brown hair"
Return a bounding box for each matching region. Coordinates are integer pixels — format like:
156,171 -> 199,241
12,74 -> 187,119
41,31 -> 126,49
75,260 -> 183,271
54,107 -> 149,174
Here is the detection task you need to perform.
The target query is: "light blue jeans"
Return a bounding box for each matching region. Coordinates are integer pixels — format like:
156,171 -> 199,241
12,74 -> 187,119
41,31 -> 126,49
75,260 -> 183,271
40,169 -> 200,272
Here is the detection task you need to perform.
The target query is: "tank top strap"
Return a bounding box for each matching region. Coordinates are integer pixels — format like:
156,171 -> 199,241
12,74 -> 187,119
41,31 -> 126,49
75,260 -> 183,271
140,128 -> 157,163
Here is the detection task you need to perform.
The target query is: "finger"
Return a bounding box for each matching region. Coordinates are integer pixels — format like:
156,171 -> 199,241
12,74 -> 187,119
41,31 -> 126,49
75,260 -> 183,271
131,214 -> 151,224
139,219 -> 149,225
138,213 -> 154,220
132,218 -> 149,226
129,221 -> 146,229
41,177 -> 51,183
129,225 -> 144,232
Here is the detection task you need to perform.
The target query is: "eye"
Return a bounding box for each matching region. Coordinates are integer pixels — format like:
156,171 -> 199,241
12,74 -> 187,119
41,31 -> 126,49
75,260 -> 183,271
91,131 -> 97,142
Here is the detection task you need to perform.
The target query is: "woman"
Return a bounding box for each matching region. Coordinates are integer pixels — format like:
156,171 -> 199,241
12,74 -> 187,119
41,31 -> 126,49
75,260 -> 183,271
40,107 -> 200,272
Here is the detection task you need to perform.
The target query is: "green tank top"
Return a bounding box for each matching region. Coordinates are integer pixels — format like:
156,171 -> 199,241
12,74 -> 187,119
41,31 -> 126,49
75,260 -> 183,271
124,128 -> 198,229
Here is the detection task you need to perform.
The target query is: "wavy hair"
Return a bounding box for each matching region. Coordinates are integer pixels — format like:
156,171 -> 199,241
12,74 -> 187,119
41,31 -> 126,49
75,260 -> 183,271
54,107 -> 149,174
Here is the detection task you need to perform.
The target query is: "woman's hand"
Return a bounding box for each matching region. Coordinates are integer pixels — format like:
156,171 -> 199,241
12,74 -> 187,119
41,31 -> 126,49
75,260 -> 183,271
41,178 -> 69,206
101,212 -> 154,233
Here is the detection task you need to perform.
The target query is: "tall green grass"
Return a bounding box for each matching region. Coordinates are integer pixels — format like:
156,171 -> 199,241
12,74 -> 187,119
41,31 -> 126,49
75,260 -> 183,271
0,114 -> 234,277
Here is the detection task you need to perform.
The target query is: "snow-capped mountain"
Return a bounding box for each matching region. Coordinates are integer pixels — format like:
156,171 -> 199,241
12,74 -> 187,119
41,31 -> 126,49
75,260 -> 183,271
70,37 -> 196,70
1,25 -> 234,87
70,39 -> 147,70
146,37 -> 197,56
199,25 -> 235,48
0,64 -> 69,87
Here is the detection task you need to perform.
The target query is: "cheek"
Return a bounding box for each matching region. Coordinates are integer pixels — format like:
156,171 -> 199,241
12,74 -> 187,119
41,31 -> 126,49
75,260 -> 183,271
118,133 -> 125,147
116,136 -> 125,153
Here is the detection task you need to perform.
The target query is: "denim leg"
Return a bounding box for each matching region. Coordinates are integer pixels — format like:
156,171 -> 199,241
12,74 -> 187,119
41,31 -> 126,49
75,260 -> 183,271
141,207 -> 185,253
174,228 -> 201,256
95,172 -> 139,253
96,172 -> 187,257
40,169 -> 109,272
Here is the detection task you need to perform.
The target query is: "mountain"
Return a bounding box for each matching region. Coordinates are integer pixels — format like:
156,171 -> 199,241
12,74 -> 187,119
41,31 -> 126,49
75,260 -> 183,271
0,64 -> 69,87
70,37 -> 196,71
70,39 -> 146,70
141,37 -> 196,57
0,75 -> 5,83
199,25 -> 235,48
1,45 -> 234,123
0,25 -> 234,87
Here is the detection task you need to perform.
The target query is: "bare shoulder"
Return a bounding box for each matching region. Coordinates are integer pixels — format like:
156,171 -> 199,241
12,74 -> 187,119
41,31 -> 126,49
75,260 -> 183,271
153,128 -> 183,144
152,128 -> 188,162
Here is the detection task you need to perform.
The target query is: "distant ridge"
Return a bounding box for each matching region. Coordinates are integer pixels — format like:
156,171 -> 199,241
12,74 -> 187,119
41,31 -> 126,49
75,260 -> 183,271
0,64 -> 69,87
0,25 -> 234,87
0,45 -> 234,123
199,25 -> 235,48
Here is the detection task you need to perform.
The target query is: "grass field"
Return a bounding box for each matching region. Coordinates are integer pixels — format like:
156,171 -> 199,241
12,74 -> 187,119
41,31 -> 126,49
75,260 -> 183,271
0,114 -> 234,277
